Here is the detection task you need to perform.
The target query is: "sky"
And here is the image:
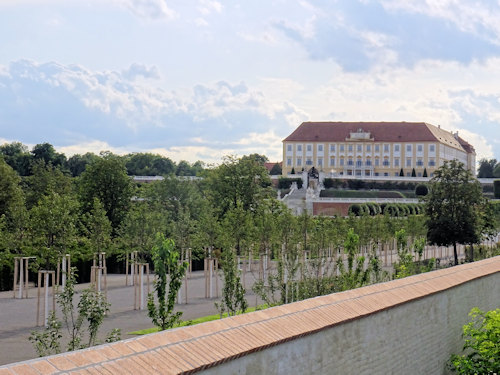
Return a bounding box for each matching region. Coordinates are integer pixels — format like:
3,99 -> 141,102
1,0 -> 500,164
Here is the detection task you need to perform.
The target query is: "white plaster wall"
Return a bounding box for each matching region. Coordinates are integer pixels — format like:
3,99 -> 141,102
200,273 -> 499,375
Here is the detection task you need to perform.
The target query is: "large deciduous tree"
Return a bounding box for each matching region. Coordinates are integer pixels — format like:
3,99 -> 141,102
477,158 -> 497,178
424,160 -> 491,265
78,155 -> 133,233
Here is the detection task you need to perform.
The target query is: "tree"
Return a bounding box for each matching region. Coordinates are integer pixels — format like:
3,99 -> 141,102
269,163 -> 282,175
31,143 -> 67,171
0,142 -> 32,176
67,153 -> 98,177
494,164 -> 500,178
449,307 -> 499,374
415,184 -> 428,196
203,155 -> 273,218
399,168 -> 404,177
494,180 -> 500,199
79,156 -> 133,233
423,168 -> 428,177
411,168 -> 416,177
477,158 -> 497,178
147,234 -> 187,330
241,153 -> 268,166
424,160 -> 490,265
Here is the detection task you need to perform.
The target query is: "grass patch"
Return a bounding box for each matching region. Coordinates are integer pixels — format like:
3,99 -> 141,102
129,305 -> 267,335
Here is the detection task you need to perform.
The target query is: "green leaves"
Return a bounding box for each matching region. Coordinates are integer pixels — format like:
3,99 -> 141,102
449,308 -> 500,374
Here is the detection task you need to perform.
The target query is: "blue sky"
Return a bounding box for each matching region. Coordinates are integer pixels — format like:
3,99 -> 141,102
1,0 -> 499,164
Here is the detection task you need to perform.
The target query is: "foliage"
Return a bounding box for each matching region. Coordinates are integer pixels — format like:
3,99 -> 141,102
424,160 -> 492,265
67,153 -> 99,177
269,163 -> 282,175
449,307 -> 500,374
336,228 -> 370,291
216,248 -> 248,317
79,155 -> 133,233
278,177 -> 303,189
415,184 -> 429,196
203,155 -> 272,217
30,268 -> 118,356
29,311 -> 62,357
0,142 -> 32,176
477,158 -> 498,178
494,180 -> 500,199
147,234 -> 188,330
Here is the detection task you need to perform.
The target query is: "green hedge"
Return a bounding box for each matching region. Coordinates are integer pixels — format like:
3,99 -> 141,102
494,180 -> 500,198
278,177 -> 303,189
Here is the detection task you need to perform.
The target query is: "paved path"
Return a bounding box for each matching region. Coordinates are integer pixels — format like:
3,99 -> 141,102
0,270 -> 263,366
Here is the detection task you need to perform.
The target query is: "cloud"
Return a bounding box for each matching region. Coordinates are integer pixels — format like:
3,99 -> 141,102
197,0 -> 222,16
0,59 -> 305,162
122,63 -> 161,80
116,0 -> 177,20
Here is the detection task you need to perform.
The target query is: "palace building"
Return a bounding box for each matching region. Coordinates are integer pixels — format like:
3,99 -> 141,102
282,122 -> 476,177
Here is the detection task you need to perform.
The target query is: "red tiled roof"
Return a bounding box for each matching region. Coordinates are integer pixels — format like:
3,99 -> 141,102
264,162 -> 281,172
2,256 -> 498,374
283,122 -> 468,152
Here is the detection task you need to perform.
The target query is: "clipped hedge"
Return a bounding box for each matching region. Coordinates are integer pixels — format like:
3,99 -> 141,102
278,177 -> 303,189
415,184 -> 429,196
494,179 -> 500,199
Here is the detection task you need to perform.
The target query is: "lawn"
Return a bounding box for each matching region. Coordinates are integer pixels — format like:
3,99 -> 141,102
129,305 -> 267,335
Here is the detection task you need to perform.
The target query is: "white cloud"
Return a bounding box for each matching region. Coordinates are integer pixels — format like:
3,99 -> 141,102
115,0 -> 177,20
197,0 -> 222,16
122,63 -> 161,80
380,0 -> 500,45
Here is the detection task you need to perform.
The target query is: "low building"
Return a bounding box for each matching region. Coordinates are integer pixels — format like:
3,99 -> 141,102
282,122 -> 475,177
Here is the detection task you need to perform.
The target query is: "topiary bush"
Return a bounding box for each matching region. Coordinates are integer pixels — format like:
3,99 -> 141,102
415,184 -> 429,196
278,177 -> 303,189
349,204 -> 361,216
494,179 -> 500,198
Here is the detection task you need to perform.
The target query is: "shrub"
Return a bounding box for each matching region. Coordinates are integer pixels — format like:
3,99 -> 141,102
411,168 -> 416,177
448,307 -> 500,375
494,179 -> 500,199
278,177 -> 303,189
349,204 -> 361,216
415,184 -> 429,196
323,178 -> 334,189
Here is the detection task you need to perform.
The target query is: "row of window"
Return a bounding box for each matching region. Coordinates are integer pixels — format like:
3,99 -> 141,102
341,170 -> 434,178
286,143 -> 436,154
286,157 -> 436,168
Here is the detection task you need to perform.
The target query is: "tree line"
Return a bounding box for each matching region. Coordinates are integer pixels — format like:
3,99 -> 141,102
0,142 -> 204,177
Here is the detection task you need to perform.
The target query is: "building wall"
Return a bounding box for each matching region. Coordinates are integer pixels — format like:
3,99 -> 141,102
200,271 -> 499,375
282,139 -> 469,177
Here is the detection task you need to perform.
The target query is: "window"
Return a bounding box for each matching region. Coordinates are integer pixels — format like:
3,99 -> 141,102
417,172 -> 422,177
406,158 -> 412,167
394,172 -> 399,177
406,144 -> 412,153
375,172 -> 379,176
297,158 -> 302,166
306,157 -> 312,165
318,157 -> 323,166
366,145 -> 371,152
429,144 -> 435,152
383,159 -> 389,166
356,160 -> 362,167
357,144 -> 362,152
375,145 -> 380,152
287,158 -> 291,166
348,158 -> 353,166
287,144 -> 292,152
406,172 -> 411,177
394,145 -> 400,152
340,158 -> 344,166
429,158 -> 435,166
306,145 -> 312,152
356,170 -> 362,176
330,157 -> 335,166
366,159 -> 371,166
330,144 -> 335,152
394,158 -> 400,167
375,158 -> 380,166
297,145 -> 302,152
417,144 -> 423,152
340,144 -> 345,152
384,173 -> 388,176
348,144 -> 353,152
318,145 -> 323,152
384,144 -> 389,152
417,159 -> 423,167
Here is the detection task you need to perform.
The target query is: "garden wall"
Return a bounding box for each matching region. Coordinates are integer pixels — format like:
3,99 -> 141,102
2,257 -> 499,375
